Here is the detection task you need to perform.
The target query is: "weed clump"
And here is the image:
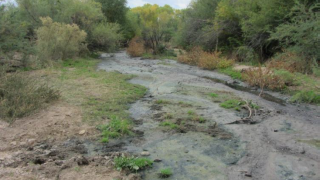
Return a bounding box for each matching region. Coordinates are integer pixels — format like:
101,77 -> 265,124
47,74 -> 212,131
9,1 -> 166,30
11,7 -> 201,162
159,168 -> 173,178
114,156 -> 153,172
98,116 -> 132,143
160,121 -> 178,129
0,73 -> 60,122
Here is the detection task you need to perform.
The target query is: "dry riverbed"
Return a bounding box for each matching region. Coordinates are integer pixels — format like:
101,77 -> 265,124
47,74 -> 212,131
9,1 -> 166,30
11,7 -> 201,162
1,51 -> 320,180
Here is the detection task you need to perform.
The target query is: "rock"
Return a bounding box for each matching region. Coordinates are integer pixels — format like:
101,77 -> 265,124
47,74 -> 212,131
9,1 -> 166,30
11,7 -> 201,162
77,156 -> 89,166
128,173 -> 141,180
79,130 -> 86,135
10,141 -> 17,146
154,159 -> 162,162
185,150 -> 189,153
140,151 -> 150,156
27,139 -> 36,145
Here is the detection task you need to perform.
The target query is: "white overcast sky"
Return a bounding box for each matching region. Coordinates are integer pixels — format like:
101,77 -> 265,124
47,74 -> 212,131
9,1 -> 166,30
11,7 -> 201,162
1,0 -> 191,9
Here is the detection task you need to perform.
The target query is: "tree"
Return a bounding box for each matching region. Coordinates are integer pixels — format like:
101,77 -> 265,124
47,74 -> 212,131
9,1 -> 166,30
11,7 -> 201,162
91,22 -> 124,52
131,4 -> 178,54
270,2 -> 320,72
95,0 -> 128,25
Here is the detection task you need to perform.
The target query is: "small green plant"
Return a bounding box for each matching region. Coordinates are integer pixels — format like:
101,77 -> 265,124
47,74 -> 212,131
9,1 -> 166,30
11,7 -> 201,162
220,99 -> 244,111
198,117 -> 206,123
114,156 -> 153,172
209,93 -> 219,98
218,67 -> 243,80
156,99 -> 170,104
74,166 -> 81,172
98,116 -> 132,143
160,121 -> 178,129
164,113 -> 173,119
187,110 -> 195,115
159,168 -> 173,178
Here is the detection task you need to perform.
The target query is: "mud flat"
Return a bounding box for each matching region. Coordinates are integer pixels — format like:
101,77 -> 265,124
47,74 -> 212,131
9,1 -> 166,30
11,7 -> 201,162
98,52 -> 320,180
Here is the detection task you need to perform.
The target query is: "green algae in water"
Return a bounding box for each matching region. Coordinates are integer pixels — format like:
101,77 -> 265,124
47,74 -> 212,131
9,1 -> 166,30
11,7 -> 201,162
298,139 -> 320,149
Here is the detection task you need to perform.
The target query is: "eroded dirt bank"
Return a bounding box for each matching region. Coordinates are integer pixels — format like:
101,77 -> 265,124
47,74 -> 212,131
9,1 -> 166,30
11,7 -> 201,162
98,52 -> 320,180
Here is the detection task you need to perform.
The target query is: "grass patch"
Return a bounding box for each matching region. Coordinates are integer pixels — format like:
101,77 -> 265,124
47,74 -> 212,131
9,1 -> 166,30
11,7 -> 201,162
209,93 -> 219,98
155,99 -> 171,105
290,91 -> 320,104
0,72 -> 60,122
114,156 -> 153,172
98,116 -> 132,143
220,99 -> 244,111
218,67 -> 243,80
34,58 -> 146,141
160,121 -> 178,129
220,99 -> 259,111
159,168 -> 173,178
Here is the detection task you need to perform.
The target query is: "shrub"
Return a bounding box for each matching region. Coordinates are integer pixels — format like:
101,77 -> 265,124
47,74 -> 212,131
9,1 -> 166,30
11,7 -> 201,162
159,168 -> 173,178
178,47 -> 234,70
0,73 -> 60,122
91,22 -> 123,52
242,67 -> 286,92
114,156 -> 153,172
178,47 -> 202,65
126,37 -> 145,57
36,17 -> 87,62
267,51 -> 307,73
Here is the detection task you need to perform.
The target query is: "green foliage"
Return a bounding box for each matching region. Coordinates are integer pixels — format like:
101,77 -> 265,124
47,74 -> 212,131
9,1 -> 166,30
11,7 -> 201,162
209,93 -> 219,98
131,4 -> 178,54
95,0 -> 127,25
0,73 -> 60,122
218,67 -> 243,80
91,22 -> 123,52
159,168 -> 173,178
270,2 -> 320,73
36,17 -> 87,61
220,99 -> 244,111
160,121 -> 178,129
0,4 -> 30,54
290,91 -> 320,104
98,116 -> 131,143
114,156 -> 153,172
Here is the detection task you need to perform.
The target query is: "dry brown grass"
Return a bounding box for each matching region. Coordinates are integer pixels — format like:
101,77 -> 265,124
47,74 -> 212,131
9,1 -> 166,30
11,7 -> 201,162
126,37 -> 145,57
178,47 -> 234,70
266,51 -> 307,73
242,66 -> 286,95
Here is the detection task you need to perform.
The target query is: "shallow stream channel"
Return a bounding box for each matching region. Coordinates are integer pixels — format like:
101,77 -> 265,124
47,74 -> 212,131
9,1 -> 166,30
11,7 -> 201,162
98,51 -> 320,180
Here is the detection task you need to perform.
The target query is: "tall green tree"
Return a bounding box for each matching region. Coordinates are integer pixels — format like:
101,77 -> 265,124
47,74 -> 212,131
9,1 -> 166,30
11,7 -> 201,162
95,0 -> 128,25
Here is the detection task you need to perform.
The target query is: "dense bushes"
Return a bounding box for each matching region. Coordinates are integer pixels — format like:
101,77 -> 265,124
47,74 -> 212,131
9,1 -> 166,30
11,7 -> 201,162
178,47 -> 234,70
0,71 -> 60,122
36,17 -> 87,62
91,22 -> 123,52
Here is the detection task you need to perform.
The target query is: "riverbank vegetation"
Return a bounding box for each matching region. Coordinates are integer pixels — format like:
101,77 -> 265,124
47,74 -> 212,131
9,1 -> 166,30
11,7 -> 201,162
0,0 -> 319,124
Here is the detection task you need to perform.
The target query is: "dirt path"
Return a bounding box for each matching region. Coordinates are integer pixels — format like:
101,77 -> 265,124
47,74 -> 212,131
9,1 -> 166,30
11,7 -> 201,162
98,52 -> 320,180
